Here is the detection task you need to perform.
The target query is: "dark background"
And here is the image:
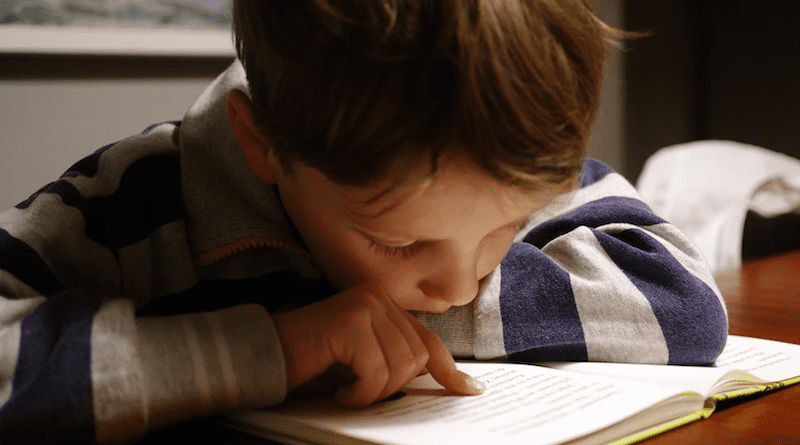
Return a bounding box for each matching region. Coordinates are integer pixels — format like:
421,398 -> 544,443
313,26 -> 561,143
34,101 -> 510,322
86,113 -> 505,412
623,0 -> 800,182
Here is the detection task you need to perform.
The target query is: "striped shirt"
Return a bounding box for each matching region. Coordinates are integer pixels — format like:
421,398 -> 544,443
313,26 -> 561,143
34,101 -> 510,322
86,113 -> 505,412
0,62 -> 727,444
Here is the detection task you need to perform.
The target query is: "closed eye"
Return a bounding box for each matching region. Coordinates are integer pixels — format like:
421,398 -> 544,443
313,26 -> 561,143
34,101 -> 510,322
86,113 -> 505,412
367,240 -> 425,259
366,218 -> 528,260
506,219 -> 529,233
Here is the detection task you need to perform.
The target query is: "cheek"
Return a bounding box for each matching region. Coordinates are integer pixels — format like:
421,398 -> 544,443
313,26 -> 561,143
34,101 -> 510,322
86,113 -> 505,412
477,231 -> 517,278
329,246 -> 425,307
309,233 -> 392,290
277,190 -> 372,289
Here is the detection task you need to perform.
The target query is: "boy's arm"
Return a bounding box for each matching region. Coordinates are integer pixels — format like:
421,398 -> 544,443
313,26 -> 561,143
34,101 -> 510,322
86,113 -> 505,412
0,125 -> 287,444
0,291 -> 284,444
415,160 -> 728,365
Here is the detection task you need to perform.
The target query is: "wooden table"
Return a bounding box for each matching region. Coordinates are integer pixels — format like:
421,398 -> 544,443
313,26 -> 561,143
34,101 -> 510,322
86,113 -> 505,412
141,251 -> 800,445
638,250 -> 800,444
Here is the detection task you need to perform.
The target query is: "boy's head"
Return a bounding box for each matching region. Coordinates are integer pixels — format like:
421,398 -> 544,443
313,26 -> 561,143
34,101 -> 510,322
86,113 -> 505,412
226,0 -> 615,310
231,0 -> 611,189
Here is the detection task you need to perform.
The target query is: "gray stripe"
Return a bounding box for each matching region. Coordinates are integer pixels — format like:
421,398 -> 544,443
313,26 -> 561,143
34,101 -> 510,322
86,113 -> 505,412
62,124 -> 178,200
473,266 -> 507,359
411,266 -> 506,359
0,297 -> 43,407
0,321 -> 21,408
517,171 -> 642,242
543,227 -> 670,363
91,298 -> 149,443
117,220 -> 197,308
0,197 -> 121,294
412,305 -> 475,359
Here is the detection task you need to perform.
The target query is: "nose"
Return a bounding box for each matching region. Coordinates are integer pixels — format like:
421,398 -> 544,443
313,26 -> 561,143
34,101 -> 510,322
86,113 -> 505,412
417,248 -> 480,306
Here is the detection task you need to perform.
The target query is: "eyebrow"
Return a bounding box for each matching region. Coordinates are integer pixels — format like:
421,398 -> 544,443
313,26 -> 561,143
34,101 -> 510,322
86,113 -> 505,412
348,188 -> 409,218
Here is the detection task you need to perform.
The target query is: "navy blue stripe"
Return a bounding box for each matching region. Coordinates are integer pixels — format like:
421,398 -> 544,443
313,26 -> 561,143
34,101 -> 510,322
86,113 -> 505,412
16,145 -> 112,210
138,270 -> 337,316
594,228 -> 728,364
61,121 -> 180,180
0,229 -> 64,296
15,153 -> 184,251
78,152 -> 184,250
16,121 -> 181,210
0,290 -> 100,444
500,242 -> 588,361
581,158 -> 615,188
16,179 -> 83,210
142,120 -> 180,134
523,196 -> 662,248
15,182 -> 55,210
61,143 -> 115,180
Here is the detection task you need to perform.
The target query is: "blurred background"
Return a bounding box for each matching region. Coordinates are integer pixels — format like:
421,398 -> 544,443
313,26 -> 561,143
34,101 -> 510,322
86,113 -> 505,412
1,0 -> 798,210
1,0 -> 231,28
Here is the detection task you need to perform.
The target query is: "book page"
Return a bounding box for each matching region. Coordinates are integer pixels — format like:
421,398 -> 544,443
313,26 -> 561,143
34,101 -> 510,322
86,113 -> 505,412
711,335 -> 800,380
539,336 -> 800,396
228,363 -> 698,445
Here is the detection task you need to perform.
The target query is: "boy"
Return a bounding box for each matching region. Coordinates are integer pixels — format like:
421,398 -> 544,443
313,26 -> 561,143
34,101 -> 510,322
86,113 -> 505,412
0,1 -> 728,444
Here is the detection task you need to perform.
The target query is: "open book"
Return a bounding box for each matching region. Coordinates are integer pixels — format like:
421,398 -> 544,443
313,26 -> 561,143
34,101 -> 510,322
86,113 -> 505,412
222,335 -> 800,445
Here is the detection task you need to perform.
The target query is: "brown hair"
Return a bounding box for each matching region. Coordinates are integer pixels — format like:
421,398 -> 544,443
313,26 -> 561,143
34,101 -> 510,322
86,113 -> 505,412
232,0 -> 616,188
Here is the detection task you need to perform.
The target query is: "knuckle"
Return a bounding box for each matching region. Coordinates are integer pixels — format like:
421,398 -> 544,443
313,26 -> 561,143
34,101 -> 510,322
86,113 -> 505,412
369,365 -> 391,388
389,345 -> 427,380
337,298 -> 378,328
403,343 -> 425,367
400,358 -> 421,379
416,347 -> 431,369
348,288 -> 383,313
343,306 -> 372,327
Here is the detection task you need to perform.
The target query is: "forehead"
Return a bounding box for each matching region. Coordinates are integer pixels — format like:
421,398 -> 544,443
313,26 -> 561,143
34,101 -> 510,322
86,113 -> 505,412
335,155 -> 555,234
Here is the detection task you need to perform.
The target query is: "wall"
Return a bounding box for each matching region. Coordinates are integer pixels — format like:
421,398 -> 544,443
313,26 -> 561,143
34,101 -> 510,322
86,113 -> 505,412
587,0 -> 626,177
0,56 -> 233,210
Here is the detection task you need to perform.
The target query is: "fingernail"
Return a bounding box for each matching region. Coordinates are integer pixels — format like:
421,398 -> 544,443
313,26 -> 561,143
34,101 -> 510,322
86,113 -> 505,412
463,373 -> 486,394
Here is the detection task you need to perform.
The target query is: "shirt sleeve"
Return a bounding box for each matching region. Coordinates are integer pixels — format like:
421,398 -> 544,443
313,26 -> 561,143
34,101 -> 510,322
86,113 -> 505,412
0,123 -> 287,445
415,159 -> 728,365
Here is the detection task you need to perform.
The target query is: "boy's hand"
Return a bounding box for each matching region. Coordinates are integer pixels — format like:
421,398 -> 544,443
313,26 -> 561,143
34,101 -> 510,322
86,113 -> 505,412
272,282 -> 484,407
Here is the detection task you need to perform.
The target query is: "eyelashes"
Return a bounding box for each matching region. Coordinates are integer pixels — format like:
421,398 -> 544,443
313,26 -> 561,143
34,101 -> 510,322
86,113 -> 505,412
366,240 -> 425,259
510,219 -> 529,233
367,219 -> 529,260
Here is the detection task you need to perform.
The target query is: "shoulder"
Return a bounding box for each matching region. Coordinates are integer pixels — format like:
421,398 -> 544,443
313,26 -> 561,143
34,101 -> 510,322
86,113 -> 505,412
579,158 -> 617,188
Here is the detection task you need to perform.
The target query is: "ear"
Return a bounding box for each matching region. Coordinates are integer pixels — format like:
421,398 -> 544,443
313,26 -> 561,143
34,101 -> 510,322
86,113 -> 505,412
226,89 -> 280,184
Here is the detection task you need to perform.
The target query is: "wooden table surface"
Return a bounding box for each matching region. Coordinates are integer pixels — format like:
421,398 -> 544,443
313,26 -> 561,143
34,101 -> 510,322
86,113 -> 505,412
140,251 -> 800,445
638,250 -> 800,444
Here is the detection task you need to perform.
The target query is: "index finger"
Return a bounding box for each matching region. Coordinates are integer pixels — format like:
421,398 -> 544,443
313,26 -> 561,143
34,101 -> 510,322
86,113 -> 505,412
403,312 -> 485,396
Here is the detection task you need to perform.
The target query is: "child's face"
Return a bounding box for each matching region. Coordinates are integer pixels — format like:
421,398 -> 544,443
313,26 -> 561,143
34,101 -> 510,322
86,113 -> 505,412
275,154 -> 565,313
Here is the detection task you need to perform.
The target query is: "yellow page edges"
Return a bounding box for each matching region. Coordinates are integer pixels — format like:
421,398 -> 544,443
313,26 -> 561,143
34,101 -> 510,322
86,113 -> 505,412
609,374 -> 800,445
607,393 -> 716,445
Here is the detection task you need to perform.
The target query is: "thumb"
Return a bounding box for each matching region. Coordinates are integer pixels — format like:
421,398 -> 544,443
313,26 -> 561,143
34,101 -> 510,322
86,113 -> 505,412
404,312 -> 485,396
